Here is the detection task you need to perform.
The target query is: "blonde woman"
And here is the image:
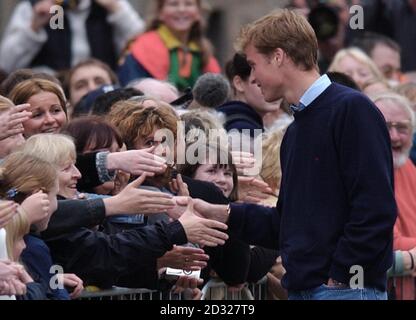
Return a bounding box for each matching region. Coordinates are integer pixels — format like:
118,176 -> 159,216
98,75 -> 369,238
328,47 -> 388,91
19,133 -> 227,291
259,128 -> 286,207
8,78 -> 67,138
0,152 -> 83,299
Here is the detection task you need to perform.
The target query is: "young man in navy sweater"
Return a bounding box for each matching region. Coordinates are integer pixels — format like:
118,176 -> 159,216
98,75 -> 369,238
192,9 -> 397,300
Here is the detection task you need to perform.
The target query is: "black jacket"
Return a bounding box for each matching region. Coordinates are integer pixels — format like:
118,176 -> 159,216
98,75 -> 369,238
42,197 -> 187,289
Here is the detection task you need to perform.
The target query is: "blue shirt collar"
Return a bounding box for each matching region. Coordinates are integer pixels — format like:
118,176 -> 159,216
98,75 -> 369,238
290,74 -> 332,112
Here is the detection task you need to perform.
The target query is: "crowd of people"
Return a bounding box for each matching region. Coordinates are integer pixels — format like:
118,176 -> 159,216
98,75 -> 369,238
0,0 -> 415,300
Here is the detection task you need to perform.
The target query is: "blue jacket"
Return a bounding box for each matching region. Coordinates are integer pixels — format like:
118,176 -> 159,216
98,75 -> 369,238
21,234 -> 70,300
216,101 -> 263,138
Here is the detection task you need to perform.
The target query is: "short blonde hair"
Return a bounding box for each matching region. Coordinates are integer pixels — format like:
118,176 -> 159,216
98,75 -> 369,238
4,209 -> 29,261
20,133 -> 76,167
236,9 -> 318,71
371,92 -> 416,132
260,129 -> 285,193
0,152 -> 57,204
395,83 -> 416,110
328,47 -> 386,85
0,95 -> 14,113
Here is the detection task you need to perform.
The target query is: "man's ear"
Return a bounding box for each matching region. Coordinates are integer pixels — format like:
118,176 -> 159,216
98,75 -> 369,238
233,76 -> 245,93
272,48 -> 285,67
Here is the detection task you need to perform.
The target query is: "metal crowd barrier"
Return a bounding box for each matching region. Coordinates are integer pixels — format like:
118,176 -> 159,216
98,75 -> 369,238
78,287 -> 182,300
78,277 -> 268,301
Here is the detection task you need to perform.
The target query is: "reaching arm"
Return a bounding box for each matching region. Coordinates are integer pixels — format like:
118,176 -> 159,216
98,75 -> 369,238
192,198 -> 281,250
0,1 -> 50,72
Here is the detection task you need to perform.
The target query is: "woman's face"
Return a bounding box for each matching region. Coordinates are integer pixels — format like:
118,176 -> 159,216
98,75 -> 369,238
336,55 -> 374,89
194,164 -> 234,198
83,139 -> 120,154
24,91 -> 67,137
134,127 -> 175,165
58,159 -> 82,199
158,0 -> 201,34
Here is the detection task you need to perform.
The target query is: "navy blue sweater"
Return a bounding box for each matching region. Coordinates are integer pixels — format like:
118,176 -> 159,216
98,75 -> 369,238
229,83 -> 397,291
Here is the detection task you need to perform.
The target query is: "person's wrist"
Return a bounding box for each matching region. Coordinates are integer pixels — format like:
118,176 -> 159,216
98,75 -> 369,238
211,204 -> 230,224
103,196 -> 119,216
105,152 -> 116,171
223,203 -> 231,223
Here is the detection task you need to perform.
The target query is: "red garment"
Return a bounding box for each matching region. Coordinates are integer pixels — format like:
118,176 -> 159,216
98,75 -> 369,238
130,31 -> 220,80
393,159 -> 416,299
394,159 -> 416,250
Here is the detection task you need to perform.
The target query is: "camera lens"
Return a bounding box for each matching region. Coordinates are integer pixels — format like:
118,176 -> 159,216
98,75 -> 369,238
308,4 -> 339,41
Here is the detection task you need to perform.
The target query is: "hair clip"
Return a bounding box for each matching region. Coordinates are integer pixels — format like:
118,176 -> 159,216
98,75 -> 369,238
6,188 -> 18,200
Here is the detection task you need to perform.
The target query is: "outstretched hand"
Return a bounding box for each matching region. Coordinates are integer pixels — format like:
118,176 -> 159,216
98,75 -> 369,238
238,176 -> 274,203
0,104 -> 31,140
106,173 -> 175,215
178,198 -> 229,247
169,174 -> 189,196
61,273 -> 84,299
106,147 -> 168,176
172,276 -> 203,300
157,245 -> 209,271
231,151 -> 256,175
31,0 -> 54,32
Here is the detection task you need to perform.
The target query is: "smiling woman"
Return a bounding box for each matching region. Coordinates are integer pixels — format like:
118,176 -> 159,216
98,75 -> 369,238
8,78 -> 68,138
118,0 -> 220,90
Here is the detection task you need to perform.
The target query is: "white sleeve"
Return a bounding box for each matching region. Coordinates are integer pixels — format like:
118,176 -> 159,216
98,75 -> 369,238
0,228 -> 8,260
106,0 -> 145,54
0,2 -> 48,73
